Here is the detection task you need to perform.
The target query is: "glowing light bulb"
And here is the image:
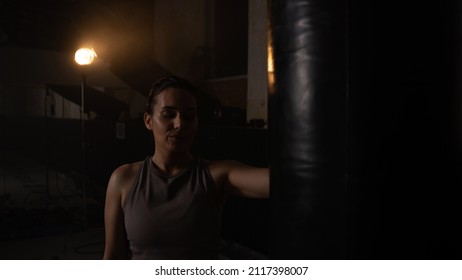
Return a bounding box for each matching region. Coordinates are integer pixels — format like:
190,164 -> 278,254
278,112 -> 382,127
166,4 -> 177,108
75,48 -> 97,65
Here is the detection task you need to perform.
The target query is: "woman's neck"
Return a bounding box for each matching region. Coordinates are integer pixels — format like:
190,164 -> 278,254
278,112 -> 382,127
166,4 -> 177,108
151,150 -> 193,175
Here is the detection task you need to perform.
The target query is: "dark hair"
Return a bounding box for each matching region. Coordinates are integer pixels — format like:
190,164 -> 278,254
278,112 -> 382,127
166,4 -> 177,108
146,76 -> 198,114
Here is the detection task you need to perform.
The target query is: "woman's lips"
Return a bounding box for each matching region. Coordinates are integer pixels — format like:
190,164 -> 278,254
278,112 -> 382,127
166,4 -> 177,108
168,135 -> 187,141
169,134 -> 184,138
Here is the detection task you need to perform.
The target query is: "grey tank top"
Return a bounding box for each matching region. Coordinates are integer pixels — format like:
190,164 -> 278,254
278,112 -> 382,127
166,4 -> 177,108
123,156 -> 220,259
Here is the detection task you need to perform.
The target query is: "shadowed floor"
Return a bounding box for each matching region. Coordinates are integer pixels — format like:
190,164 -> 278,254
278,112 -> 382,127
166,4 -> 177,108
0,226 -> 104,260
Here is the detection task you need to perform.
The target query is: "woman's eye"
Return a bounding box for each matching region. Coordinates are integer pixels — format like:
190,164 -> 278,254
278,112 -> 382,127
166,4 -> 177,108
183,112 -> 197,120
161,110 -> 176,118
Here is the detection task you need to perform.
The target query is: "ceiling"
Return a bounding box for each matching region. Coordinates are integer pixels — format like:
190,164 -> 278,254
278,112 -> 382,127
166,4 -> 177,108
1,0 -> 151,52
0,0 -> 170,95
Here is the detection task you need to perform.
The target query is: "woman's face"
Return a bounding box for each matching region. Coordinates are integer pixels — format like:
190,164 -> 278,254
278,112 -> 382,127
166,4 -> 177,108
144,87 -> 198,153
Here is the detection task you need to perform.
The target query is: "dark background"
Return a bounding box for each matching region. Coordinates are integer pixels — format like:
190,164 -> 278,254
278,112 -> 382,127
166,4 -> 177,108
1,0 -> 462,259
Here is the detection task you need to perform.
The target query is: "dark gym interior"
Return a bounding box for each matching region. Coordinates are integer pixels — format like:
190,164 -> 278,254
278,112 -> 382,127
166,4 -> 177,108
1,0 -> 462,260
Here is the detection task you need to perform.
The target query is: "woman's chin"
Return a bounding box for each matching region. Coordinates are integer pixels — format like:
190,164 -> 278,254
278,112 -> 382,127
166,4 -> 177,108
167,142 -> 191,152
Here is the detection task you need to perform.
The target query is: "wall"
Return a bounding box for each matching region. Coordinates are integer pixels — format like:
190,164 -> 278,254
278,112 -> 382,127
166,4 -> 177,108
0,83 -> 81,119
153,0 -> 209,80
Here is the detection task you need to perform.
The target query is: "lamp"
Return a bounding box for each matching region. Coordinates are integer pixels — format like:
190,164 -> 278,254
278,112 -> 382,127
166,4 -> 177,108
74,47 -> 97,229
75,48 -> 97,66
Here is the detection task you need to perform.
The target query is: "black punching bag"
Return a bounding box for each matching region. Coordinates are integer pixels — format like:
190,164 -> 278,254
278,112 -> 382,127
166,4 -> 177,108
269,0 -> 347,259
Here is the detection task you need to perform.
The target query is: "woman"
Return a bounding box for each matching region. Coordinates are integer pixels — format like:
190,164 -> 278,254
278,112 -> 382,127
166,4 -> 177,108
103,76 -> 269,259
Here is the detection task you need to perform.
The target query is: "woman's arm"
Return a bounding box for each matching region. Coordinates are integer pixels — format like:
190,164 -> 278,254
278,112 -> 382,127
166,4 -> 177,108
209,160 -> 269,199
103,166 -> 131,259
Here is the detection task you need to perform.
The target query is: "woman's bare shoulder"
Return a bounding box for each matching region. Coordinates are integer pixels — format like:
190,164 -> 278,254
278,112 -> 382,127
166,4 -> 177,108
108,161 -> 144,192
112,161 -> 143,178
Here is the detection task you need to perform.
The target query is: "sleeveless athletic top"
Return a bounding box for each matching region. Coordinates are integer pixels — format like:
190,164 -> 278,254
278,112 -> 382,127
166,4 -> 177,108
123,156 -> 220,259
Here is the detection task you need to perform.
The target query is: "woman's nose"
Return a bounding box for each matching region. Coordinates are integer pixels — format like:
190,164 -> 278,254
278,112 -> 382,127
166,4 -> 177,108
173,115 -> 183,129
